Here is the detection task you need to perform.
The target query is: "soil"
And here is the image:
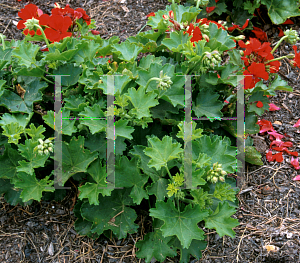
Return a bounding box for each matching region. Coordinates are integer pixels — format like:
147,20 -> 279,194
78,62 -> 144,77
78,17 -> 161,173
0,0 -> 300,262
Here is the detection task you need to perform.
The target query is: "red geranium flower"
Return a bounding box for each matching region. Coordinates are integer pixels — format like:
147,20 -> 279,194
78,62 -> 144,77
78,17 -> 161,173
184,23 -> 206,46
44,15 -> 73,42
294,119 -> 300,127
292,45 -> 300,68
206,6 -> 216,13
269,103 -> 280,111
52,4 -> 90,26
17,4 -> 43,30
91,30 -> 100,35
257,119 -> 275,133
252,27 -> 267,41
282,19 -> 294,25
256,101 -> 264,108
146,12 -> 155,18
278,27 -> 284,37
239,38 -> 280,89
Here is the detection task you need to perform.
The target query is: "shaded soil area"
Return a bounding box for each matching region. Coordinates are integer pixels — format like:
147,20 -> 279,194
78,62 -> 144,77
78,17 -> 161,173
0,0 -> 300,262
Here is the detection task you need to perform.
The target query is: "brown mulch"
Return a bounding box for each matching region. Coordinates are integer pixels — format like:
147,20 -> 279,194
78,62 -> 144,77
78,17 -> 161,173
0,0 -> 300,262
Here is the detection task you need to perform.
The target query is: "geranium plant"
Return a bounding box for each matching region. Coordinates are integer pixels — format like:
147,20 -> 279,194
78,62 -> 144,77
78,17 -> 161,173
0,1 -> 299,262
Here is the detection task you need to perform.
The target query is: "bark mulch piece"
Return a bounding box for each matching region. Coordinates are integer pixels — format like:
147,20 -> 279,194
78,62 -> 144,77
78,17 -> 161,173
0,0 -> 300,262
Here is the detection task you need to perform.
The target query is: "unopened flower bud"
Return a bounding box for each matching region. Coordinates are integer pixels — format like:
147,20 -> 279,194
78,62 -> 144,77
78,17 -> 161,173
211,176 -> 218,183
48,142 -> 53,148
48,147 -> 53,153
44,139 -> 50,144
37,144 -> 43,150
38,139 -> 44,145
219,176 -> 225,182
221,170 -> 227,175
44,149 -> 49,155
38,150 -> 43,155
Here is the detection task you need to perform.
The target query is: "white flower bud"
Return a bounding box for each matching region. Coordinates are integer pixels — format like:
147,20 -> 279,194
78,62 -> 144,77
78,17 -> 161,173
38,139 -> 44,145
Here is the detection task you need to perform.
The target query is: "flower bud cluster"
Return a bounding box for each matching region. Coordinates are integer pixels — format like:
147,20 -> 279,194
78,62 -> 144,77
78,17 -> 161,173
24,18 -> 40,31
206,162 -> 227,183
158,70 -> 173,90
35,138 -> 54,155
284,29 -> 300,45
203,51 -> 222,68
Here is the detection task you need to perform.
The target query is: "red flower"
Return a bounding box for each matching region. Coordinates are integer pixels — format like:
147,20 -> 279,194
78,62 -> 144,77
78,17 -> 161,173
227,19 -> 249,32
248,62 -> 269,80
17,4 -> 43,30
184,23 -> 204,46
282,19 -> 294,25
196,18 -> 225,30
215,0 -> 219,2
292,45 -> 300,68
206,6 -> 216,13
91,30 -> 100,35
52,4 -> 90,25
146,12 -> 155,18
266,151 -> 283,162
278,27 -> 284,37
291,157 -> 300,169
44,15 -> 73,42
257,119 -> 274,133
294,119 -> 300,127
239,38 -> 280,89
293,175 -> 300,181
256,101 -> 264,108
252,27 -> 268,41
269,103 -> 280,111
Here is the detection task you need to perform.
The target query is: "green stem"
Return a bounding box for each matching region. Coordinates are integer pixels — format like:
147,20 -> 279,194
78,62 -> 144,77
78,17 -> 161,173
33,63 -> 55,84
0,34 -> 6,50
267,54 -> 295,63
171,0 -> 177,21
144,77 -> 160,90
165,166 -> 173,181
271,36 -> 287,54
23,131 -> 28,140
35,25 -> 50,48
176,198 -> 180,212
194,0 -> 202,23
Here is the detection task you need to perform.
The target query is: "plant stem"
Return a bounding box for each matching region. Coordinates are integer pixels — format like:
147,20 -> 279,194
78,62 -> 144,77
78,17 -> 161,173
0,34 -> 6,50
171,0 -> 177,21
35,25 -> 50,47
271,36 -> 287,54
23,131 -> 28,140
144,77 -> 160,90
267,54 -> 295,63
33,63 -> 55,84
165,166 -> 173,181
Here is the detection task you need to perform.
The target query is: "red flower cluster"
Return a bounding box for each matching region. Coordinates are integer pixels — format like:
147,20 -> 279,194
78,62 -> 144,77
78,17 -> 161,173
17,4 -> 45,36
17,3 -> 91,43
239,38 -> 280,89
257,120 -> 299,169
